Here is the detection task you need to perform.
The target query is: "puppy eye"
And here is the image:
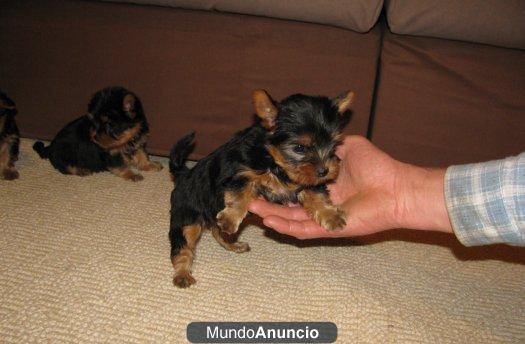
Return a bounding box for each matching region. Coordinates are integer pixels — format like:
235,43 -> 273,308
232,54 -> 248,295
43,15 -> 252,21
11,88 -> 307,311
293,145 -> 307,154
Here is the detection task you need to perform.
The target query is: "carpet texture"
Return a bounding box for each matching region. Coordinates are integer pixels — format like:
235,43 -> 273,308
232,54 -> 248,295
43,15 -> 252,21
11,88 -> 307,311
1,139 -> 524,343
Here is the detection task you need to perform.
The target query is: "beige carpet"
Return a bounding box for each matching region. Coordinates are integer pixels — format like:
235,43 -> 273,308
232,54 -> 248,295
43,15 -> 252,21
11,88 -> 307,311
1,139 -> 524,343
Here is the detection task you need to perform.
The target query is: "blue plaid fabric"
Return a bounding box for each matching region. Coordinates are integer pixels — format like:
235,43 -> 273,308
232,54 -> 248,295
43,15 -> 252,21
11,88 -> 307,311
445,152 -> 525,246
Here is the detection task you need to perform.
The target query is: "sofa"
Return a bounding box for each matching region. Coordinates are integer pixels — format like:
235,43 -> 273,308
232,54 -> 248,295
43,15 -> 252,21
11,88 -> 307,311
2,0 -> 524,165
1,0 -> 524,342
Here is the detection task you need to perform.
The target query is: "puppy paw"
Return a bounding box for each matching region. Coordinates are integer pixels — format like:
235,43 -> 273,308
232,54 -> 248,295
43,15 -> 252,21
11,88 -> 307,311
316,207 -> 346,231
150,161 -> 163,171
173,271 -> 196,288
128,173 -> 144,182
216,210 -> 241,235
140,161 -> 163,172
231,242 -> 250,253
2,169 -> 19,180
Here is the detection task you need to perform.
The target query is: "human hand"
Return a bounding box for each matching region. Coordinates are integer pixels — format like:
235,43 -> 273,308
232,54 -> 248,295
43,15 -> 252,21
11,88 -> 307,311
249,136 -> 452,239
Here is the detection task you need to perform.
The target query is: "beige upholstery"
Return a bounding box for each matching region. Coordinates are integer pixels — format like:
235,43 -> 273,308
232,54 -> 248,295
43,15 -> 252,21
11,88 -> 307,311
1,139 -> 524,342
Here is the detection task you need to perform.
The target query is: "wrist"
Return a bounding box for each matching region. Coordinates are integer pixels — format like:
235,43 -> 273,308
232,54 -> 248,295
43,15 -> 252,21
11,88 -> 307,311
396,164 -> 452,233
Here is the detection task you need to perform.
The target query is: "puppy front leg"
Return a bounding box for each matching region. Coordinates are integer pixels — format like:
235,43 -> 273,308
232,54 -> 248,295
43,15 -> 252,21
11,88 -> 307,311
298,188 -> 346,231
109,166 -> 144,182
216,188 -> 254,235
211,227 -> 250,253
132,148 -> 163,171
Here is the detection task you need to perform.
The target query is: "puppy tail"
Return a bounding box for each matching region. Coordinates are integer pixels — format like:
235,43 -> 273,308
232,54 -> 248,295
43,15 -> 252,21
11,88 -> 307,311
32,141 -> 50,159
169,132 -> 195,179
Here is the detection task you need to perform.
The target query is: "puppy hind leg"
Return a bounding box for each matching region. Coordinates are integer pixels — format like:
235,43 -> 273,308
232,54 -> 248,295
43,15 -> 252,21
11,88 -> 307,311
171,224 -> 202,288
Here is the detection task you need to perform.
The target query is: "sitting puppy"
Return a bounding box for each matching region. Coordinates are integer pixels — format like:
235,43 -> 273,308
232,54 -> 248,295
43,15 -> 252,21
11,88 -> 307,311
168,89 -> 354,287
0,91 -> 20,180
33,86 -> 162,181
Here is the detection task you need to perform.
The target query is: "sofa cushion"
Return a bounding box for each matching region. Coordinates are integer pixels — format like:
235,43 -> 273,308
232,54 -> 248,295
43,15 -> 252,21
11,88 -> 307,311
372,31 -> 525,166
386,0 -> 525,49
0,0 -> 382,159
103,0 -> 384,33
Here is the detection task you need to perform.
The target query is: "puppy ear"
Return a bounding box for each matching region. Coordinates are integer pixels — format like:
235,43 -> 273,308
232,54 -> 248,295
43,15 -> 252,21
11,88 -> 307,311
252,89 -> 278,131
332,91 -> 355,114
123,94 -> 136,117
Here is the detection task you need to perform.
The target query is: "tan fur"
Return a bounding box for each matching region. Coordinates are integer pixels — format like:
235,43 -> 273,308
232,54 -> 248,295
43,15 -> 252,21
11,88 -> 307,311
122,94 -> 136,115
91,123 -> 142,150
211,227 -> 250,253
298,189 -> 346,231
109,167 -> 143,182
216,188 -> 255,235
334,91 -> 355,113
266,145 -> 324,185
131,149 -> 163,171
240,168 -> 298,198
252,90 -> 277,130
0,140 -> 10,168
297,134 -> 313,147
65,166 -> 92,176
0,134 -> 18,180
172,224 -> 202,288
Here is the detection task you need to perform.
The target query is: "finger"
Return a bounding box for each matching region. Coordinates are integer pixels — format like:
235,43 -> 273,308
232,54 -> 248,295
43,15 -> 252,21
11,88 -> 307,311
263,216 -> 316,239
249,199 -> 310,221
263,216 -> 348,240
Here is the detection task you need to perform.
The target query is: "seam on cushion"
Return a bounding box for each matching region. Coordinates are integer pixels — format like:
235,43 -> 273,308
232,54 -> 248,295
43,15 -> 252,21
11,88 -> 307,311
366,14 -> 386,139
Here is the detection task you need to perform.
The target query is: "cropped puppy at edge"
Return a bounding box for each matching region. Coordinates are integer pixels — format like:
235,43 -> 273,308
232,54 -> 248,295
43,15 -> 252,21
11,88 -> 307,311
33,86 -> 162,181
169,89 -> 355,288
0,91 -> 20,180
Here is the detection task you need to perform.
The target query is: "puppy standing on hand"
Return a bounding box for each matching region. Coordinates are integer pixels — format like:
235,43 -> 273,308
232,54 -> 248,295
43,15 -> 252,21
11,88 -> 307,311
169,89 -> 354,288
0,91 -> 20,180
33,86 -> 162,181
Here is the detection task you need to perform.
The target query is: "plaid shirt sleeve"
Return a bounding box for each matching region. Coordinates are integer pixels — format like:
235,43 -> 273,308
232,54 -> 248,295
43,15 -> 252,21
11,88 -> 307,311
444,152 -> 525,246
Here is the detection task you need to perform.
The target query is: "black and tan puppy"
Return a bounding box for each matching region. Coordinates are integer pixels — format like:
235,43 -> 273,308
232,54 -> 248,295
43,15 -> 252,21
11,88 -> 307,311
33,86 -> 162,181
168,89 -> 355,287
0,91 -> 20,180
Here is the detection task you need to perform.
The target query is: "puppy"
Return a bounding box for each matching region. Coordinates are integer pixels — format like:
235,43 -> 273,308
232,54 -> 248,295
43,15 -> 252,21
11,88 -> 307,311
33,86 -> 162,180
0,91 -> 20,180
168,89 -> 354,287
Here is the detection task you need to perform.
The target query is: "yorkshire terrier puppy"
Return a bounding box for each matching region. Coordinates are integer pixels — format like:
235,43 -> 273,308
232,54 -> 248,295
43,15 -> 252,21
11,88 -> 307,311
168,89 -> 354,287
33,86 -> 162,181
0,91 -> 20,180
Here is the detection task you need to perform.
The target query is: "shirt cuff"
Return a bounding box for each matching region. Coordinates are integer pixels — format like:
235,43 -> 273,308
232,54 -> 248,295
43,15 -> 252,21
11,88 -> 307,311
444,155 -> 525,247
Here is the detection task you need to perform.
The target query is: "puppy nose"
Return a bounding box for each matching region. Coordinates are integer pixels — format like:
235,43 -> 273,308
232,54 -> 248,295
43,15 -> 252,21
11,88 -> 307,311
316,167 -> 328,177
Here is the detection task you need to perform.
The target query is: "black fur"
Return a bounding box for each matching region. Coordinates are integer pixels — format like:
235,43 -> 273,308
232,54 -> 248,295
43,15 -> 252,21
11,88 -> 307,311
169,131 -> 195,178
32,86 -> 154,179
0,90 -> 20,180
168,90 -> 352,274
